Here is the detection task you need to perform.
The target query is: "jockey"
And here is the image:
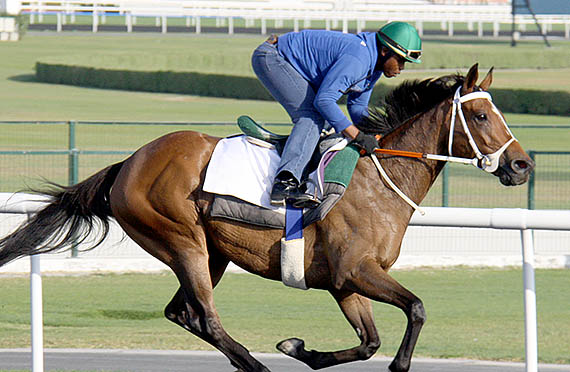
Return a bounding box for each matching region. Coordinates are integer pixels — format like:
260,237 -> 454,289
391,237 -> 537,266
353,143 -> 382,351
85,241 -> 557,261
251,21 -> 422,208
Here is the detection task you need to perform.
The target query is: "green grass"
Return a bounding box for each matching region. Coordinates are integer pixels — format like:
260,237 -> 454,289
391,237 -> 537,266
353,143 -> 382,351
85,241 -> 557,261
0,33 -> 570,122
0,270 -> 568,364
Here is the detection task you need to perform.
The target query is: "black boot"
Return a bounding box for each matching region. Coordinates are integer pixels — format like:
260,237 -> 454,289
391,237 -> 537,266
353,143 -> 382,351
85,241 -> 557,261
270,173 -> 321,209
270,174 -> 298,206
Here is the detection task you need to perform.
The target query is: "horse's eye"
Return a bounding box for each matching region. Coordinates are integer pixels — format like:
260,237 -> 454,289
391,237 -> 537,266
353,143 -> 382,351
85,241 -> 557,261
475,113 -> 487,122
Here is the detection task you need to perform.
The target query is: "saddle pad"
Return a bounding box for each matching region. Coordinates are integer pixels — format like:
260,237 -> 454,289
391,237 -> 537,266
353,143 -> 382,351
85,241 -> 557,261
204,135 -> 361,228
203,135 -> 284,213
323,145 -> 360,188
210,183 -> 346,229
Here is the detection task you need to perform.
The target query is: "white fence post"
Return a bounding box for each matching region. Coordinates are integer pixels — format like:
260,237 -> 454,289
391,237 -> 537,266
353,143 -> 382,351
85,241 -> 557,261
92,5 -> 98,33
521,229 -> 538,372
195,16 -> 201,34
56,12 -> 62,32
30,254 -> 44,372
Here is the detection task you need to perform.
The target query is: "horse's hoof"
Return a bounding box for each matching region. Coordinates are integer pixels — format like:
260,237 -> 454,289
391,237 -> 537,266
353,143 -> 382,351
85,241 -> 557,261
388,359 -> 410,372
276,337 -> 305,357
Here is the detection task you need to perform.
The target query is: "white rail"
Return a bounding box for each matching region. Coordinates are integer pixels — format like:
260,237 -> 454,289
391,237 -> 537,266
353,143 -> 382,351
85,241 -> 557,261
3,196 -> 570,372
5,0 -> 570,38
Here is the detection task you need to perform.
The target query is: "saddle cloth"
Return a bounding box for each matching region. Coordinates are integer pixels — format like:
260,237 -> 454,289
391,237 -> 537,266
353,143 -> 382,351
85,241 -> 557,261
203,135 -> 360,228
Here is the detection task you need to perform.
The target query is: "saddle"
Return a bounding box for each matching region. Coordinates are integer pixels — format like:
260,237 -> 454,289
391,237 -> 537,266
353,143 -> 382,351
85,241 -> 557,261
237,115 -> 344,174
237,115 -> 288,155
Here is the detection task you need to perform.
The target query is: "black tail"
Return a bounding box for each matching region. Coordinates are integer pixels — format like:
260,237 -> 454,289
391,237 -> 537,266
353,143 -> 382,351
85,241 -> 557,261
0,161 -> 124,266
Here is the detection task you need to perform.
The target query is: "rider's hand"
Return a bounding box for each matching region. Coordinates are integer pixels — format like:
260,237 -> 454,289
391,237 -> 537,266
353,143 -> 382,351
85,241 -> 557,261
352,132 -> 378,155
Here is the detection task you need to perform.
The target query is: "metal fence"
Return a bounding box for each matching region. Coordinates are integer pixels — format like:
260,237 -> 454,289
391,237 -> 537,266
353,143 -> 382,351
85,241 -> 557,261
1,120 -> 569,210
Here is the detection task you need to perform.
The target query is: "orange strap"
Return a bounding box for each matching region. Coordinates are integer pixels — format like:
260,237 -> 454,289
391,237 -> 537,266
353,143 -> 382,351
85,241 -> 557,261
357,135 -> 426,159
374,148 -> 425,159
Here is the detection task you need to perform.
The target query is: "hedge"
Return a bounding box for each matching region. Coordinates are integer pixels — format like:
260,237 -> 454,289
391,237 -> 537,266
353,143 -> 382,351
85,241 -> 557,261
35,62 -> 569,116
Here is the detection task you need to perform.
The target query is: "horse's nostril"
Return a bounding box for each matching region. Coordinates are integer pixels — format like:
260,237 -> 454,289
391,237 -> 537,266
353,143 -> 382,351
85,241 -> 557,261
512,159 -> 533,173
516,160 -> 528,169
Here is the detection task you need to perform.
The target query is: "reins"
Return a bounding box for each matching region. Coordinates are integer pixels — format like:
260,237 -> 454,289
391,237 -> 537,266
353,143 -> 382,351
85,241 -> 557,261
369,86 -> 518,215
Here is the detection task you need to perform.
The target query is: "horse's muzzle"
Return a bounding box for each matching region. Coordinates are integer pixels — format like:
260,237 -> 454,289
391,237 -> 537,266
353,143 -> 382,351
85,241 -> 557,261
494,157 -> 535,186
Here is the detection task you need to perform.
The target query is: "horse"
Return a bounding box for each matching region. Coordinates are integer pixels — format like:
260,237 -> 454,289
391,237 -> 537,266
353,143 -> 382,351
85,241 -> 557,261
0,64 -> 534,372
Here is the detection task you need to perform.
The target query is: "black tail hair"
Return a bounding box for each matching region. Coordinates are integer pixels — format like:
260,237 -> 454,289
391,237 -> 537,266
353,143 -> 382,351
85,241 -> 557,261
0,161 -> 124,266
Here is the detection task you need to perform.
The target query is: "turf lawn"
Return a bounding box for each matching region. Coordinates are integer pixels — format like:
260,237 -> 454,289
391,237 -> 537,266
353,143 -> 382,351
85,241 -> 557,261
1,33 -> 570,123
0,270 -> 568,365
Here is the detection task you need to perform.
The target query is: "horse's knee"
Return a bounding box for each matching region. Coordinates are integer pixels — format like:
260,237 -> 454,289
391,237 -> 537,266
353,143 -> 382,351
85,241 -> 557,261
410,300 -> 426,326
358,336 -> 381,360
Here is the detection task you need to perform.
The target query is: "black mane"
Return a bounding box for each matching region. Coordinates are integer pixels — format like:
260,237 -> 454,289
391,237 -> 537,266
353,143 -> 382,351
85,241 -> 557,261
357,74 -> 465,135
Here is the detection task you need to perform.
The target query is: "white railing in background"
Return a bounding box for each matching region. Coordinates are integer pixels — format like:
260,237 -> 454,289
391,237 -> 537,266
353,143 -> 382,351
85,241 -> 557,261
2,194 -> 570,371
4,0 -> 570,38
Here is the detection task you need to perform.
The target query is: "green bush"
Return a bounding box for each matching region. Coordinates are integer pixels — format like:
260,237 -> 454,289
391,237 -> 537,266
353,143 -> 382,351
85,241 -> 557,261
488,89 -> 570,116
35,62 -> 569,116
36,62 -> 273,100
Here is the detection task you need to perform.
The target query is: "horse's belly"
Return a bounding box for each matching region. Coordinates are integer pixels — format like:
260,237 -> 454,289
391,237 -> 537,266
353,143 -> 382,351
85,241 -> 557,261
206,220 -> 284,280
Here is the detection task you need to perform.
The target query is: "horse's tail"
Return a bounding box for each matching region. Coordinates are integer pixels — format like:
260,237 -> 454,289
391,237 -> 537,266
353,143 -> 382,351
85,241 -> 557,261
0,161 -> 125,267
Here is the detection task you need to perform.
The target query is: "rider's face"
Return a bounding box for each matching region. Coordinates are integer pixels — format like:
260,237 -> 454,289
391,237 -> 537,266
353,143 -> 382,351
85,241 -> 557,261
381,49 -> 406,78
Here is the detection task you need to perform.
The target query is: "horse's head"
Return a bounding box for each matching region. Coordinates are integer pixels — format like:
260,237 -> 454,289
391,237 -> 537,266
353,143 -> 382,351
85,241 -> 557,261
448,63 -> 535,186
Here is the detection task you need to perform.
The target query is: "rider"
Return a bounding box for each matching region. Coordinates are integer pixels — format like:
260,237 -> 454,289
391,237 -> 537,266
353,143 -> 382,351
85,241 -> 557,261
251,21 -> 422,208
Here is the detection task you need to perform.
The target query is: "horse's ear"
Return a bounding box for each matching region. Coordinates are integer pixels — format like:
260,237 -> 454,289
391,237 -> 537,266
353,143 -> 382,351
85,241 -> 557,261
462,63 -> 479,94
479,66 -> 494,91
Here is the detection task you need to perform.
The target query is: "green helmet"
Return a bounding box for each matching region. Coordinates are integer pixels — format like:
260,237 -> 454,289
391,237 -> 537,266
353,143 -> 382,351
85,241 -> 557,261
377,22 -> 422,64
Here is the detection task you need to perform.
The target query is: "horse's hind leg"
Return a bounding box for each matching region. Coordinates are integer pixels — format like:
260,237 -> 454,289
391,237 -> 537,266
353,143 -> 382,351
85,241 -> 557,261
277,291 -> 381,369
164,248 -> 228,339
165,252 -> 270,372
114,206 -> 268,371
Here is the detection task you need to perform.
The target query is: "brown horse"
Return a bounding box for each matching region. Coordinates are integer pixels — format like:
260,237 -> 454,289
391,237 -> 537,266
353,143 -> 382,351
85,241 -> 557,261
0,64 -> 534,372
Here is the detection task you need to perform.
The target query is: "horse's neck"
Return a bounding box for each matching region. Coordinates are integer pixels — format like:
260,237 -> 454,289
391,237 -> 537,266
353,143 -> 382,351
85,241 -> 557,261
376,101 -> 451,206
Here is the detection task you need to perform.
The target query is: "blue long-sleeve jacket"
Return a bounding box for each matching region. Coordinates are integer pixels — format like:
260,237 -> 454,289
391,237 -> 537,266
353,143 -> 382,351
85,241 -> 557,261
277,30 -> 382,132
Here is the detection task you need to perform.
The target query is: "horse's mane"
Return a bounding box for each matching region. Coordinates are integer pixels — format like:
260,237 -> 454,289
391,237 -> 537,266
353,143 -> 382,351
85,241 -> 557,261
357,74 -> 466,135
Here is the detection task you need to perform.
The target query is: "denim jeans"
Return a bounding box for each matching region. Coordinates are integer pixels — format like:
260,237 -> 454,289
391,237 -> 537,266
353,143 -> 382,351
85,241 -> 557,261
251,41 -> 325,183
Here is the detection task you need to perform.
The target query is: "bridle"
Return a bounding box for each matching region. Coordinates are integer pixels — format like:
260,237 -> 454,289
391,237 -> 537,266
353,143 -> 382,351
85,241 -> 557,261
448,86 -> 517,173
370,86 -> 518,215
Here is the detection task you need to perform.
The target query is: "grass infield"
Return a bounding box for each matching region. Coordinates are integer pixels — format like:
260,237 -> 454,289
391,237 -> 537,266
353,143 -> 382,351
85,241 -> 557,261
0,270 -> 568,365
1,33 -> 570,122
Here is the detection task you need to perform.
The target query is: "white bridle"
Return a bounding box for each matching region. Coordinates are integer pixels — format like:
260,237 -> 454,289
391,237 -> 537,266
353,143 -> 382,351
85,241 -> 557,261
371,86 -> 518,215
448,86 -> 517,173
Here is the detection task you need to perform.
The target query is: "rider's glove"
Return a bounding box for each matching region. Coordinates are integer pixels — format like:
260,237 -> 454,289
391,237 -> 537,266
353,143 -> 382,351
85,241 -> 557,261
352,132 -> 379,156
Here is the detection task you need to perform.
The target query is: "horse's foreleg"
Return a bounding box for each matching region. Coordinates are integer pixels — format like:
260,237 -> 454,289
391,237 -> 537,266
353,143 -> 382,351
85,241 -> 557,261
166,254 -> 271,372
345,258 -> 426,372
276,291 -> 380,369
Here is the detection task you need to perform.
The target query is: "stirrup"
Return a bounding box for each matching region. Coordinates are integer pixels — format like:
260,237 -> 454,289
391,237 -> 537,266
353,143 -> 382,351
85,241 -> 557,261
288,194 -> 321,209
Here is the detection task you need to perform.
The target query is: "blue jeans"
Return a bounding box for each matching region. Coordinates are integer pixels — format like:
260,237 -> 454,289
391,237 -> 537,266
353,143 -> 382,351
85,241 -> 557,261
251,41 -> 325,183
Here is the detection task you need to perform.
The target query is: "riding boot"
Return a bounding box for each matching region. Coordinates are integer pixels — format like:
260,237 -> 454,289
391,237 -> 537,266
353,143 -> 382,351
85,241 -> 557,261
270,173 -> 321,209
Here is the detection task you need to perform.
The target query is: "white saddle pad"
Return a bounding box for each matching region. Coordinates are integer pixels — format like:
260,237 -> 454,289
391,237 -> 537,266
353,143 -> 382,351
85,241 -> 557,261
203,135 -> 285,213
203,134 -> 348,212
